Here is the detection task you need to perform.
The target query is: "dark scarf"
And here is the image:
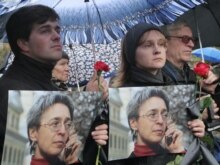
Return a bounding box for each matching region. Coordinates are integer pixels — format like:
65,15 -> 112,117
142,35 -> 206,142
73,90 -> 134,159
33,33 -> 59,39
51,77 -> 68,90
123,66 -> 172,86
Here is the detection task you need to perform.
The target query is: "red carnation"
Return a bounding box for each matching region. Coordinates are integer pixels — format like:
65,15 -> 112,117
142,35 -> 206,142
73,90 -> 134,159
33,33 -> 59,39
94,61 -> 110,72
193,62 -> 210,79
94,61 -> 110,91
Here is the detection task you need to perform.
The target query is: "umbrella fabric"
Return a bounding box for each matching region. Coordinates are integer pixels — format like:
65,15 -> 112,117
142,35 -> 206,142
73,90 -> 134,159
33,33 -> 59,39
175,0 -> 220,48
192,47 -> 220,63
64,41 -> 121,86
0,0 -> 205,44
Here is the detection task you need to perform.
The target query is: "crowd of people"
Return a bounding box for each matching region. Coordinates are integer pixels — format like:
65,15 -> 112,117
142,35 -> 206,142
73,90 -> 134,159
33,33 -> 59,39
0,4 -> 220,165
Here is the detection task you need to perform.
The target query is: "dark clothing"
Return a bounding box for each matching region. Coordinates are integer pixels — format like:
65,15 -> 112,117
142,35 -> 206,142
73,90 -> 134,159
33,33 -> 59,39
109,153 -> 177,165
82,104 -> 108,165
122,66 -> 173,87
212,83 -> 220,112
0,54 -> 58,91
0,54 -> 58,162
108,143 -> 172,165
51,78 -> 69,91
162,60 -> 196,84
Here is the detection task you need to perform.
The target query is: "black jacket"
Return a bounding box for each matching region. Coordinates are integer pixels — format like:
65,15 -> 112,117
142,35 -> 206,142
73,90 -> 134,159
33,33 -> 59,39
162,60 -> 196,84
122,66 -> 174,87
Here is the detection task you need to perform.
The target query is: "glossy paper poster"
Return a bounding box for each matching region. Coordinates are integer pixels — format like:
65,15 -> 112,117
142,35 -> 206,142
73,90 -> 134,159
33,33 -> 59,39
2,90 -> 103,165
108,85 -> 198,161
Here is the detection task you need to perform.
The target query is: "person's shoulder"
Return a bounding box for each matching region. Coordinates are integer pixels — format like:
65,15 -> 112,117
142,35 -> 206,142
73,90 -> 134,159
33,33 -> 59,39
163,60 -> 177,72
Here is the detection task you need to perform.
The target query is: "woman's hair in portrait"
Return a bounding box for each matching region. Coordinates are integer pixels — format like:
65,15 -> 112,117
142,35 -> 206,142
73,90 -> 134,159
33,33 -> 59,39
127,88 -> 170,140
26,92 -> 74,152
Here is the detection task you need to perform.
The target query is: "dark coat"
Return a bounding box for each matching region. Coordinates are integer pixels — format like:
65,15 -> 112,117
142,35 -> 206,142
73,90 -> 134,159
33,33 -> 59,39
122,66 -> 174,87
162,60 -> 196,84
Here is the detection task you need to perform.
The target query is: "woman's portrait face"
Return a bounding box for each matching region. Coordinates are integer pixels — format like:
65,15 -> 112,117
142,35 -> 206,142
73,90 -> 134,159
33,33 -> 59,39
53,58 -> 69,81
30,103 -> 71,158
135,30 -> 167,73
130,96 -> 168,145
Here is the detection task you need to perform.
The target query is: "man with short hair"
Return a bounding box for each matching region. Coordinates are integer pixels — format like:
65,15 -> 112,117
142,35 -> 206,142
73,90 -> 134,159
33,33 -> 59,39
162,21 -> 197,84
163,21 -> 220,129
0,5 -> 108,164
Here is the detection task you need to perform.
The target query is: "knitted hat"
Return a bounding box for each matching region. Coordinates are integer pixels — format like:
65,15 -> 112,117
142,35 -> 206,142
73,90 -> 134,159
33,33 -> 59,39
61,51 -> 69,60
123,23 -> 164,65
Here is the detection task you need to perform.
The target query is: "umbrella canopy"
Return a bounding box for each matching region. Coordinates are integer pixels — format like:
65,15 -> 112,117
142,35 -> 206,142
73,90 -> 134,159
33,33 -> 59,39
0,0 -> 205,44
192,47 -> 220,63
175,0 -> 220,48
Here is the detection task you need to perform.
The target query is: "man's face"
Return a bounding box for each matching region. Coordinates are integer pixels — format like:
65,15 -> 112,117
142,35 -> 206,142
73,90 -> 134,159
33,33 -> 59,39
130,97 -> 168,145
135,30 -> 167,74
166,26 -> 195,67
19,20 -> 62,63
32,103 -> 71,158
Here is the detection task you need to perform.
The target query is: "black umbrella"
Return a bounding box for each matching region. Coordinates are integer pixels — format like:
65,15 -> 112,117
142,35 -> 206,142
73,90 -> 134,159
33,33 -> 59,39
176,0 -> 220,48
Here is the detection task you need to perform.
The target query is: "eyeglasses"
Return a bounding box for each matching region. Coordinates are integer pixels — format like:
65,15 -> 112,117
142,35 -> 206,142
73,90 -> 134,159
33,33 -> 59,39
40,120 -> 73,132
167,35 -> 198,44
138,111 -> 168,122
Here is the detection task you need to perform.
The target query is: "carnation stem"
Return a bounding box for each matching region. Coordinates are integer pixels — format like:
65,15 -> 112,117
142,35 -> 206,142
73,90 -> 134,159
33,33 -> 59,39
95,145 -> 102,165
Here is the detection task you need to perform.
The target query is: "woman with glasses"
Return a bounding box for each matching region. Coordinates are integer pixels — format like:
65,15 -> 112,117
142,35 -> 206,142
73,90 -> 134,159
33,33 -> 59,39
27,92 -> 108,165
110,22 -> 173,87
127,88 -> 184,159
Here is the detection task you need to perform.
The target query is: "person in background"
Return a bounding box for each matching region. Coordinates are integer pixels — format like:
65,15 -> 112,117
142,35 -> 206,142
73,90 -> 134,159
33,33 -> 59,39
0,5 -> 108,164
163,20 -> 220,114
110,23 -> 173,87
51,51 -> 70,90
162,21 -> 197,84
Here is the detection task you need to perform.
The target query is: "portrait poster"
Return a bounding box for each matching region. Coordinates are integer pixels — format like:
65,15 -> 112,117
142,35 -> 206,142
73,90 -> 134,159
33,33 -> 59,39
1,90 -> 103,165
108,85 -> 198,161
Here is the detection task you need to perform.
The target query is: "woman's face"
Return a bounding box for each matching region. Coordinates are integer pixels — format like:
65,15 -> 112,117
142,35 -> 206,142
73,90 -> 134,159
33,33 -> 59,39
52,58 -> 69,81
130,97 -> 168,145
30,103 -> 71,158
135,30 -> 167,75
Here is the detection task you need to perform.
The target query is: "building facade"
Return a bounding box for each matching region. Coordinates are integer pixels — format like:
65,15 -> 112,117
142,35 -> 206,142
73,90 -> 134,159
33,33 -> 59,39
1,91 -> 28,165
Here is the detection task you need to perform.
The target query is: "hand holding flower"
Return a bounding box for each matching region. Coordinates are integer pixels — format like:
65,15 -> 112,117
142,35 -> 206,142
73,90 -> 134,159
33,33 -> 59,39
93,61 -> 110,165
92,124 -> 108,145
